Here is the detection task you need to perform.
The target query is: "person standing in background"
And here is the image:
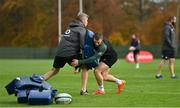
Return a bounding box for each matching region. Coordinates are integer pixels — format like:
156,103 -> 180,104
156,16 -> 177,79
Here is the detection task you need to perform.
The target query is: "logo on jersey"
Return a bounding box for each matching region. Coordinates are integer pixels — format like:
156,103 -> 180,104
63,29 -> 71,37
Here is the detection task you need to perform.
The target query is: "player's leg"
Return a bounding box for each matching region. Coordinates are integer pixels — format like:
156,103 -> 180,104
43,67 -> 60,81
80,65 -> 89,95
156,59 -> 166,79
168,50 -> 177,79
169,58 -> 176,78
100,63 -> 116,82
156,50 -> 169,79
133,51 -> 137,63
101,68 -> 123,84
100,54 -> 122,83
43,56 -> 66,80
93,63 -> 107,95
100,63 -> 125,94
74,53 -> 83,74
134,50 -> 139,69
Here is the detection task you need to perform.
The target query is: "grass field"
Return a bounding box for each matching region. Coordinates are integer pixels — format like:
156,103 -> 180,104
0,59 -> 180,107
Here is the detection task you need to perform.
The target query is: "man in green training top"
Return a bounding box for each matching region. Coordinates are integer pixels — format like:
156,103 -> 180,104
71,33 -> 125,95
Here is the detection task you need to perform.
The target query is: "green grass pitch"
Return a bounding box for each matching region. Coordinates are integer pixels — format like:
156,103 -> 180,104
0,59 -> 180,107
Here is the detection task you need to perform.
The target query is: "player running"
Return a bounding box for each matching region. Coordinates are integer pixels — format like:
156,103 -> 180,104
129,34 -> 141,69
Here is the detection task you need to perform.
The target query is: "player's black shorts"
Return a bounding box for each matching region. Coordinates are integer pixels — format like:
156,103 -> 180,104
162,50 -> 176,60
53,55 -> 82,68
133,49 -> 140,56
100,52 -> 118,68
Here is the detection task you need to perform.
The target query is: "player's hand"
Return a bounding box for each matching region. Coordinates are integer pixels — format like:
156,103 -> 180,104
71,59 -> 79,67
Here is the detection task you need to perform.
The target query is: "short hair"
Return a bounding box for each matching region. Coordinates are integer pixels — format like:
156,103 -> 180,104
94,32 -> 103,40
168,16 -> 176,21
76,12 -> 89,21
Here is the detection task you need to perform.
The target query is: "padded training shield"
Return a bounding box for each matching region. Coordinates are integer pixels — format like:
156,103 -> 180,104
5,75 -> 52,95
16,89 -> 28,103
15,76 -> 52,90
28,90 -> 53,105
5,74 -> 57,105
84,29 -> 98,68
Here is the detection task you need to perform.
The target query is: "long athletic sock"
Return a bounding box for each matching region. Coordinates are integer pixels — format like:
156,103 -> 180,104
99,85 -> 104,91
116,79 -> 122,85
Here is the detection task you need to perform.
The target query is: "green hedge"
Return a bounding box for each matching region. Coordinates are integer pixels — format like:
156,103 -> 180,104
0,46 -> 179,58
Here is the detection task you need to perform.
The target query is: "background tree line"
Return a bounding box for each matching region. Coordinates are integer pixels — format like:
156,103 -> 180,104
0,0 -> 179,47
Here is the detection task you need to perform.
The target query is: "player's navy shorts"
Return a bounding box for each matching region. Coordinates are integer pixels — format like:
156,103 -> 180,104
53,55 -> 81,68
162,50 -> 176,60
100,51 -> 118,68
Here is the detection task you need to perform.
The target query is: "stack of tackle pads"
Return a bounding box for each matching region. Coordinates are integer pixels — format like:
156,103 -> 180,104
5,74 -> 57,105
